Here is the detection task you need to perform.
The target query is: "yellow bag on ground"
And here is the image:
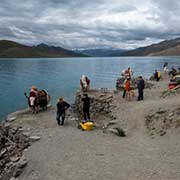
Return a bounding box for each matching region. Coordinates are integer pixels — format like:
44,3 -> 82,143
80,122 -> 94,131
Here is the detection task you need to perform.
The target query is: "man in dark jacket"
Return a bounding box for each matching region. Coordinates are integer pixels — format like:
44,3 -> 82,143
81,94 -> 90,121
56,97 -> 70,126
137,76 -> 145,101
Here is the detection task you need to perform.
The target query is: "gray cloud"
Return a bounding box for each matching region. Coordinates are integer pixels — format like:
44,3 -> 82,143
0,0 -> 180,49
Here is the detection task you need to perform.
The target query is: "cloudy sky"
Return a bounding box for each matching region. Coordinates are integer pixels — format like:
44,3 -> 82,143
0,0 -> 180,50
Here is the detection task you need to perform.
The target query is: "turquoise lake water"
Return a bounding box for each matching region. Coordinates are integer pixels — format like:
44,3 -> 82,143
0,56 -> 180,120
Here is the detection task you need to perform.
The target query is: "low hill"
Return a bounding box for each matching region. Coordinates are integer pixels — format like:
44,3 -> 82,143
121,38 -> 180,56
0,40 -> 87,58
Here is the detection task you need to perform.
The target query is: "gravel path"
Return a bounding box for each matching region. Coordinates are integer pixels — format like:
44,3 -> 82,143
10,79 -> 180,180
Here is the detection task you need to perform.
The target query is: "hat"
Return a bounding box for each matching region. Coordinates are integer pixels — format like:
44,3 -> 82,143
31,86 -> 38,91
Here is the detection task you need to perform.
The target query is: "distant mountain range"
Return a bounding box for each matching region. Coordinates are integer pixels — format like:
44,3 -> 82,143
1,37 -> 180,58
77,48 -> 127,57
0,40 -> 86,58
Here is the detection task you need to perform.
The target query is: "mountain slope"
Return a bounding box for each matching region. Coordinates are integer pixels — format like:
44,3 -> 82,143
121,38 -> 180,56
0,40 -> 86,58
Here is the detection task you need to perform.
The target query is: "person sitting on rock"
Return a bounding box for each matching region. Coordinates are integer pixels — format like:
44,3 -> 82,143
81,94 -> 91,121
56,97 -> 70,126
80,75 -> 90,92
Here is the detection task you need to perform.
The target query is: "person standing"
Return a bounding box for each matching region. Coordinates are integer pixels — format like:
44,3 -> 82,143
56,97 -> 70,126
154,70 -> 160,81
29,86 -> 39,113
137,76 -> 145,101
82,94 -> 91,121
122,77 -> 131,98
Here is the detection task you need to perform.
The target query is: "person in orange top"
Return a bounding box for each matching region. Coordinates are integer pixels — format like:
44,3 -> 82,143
122,77 -> 131,98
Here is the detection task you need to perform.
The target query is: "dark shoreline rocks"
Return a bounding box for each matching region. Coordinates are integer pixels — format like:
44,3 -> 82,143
0,123 -> 30,179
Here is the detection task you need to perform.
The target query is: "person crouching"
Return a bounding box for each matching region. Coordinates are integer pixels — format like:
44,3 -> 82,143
56,97 -> 70,126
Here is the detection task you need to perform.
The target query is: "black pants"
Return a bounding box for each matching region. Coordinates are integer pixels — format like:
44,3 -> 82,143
138,88 -> 144,101
83,108 -> 90,121
156,77 -> 160,82
56,112 -> 65,125
122,90 -> 126,98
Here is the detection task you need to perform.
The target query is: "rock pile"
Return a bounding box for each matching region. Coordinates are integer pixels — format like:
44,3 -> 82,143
0,124 -> 30,179
146,108 -> 180,137
116,77 -> 153,91
74,90 -> 116,121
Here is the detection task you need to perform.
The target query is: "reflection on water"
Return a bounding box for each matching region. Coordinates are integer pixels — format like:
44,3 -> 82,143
0,56 -> 180,120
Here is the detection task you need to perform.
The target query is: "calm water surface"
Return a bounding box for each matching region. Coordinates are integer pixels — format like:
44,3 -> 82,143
0,56 -> 180,120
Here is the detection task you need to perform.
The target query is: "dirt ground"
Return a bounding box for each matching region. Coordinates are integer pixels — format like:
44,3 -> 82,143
9,77 -> 180,180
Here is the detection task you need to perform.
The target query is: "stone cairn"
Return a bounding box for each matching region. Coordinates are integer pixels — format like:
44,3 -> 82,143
0,123 -> 30,179
74,90 -> 116,121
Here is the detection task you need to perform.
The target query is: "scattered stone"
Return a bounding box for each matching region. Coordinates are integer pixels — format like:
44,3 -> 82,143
4,123 -> 11,128
29,136 -> 41,142
6,117 -> 17,122
169,113 -> 174,117
10,156 -> 20,163
13,156 -> 28,177
22,132 -> 31,137
10,177 -> 16,180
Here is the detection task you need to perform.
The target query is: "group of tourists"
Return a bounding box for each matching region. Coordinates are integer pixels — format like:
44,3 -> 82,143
24,86 -> 50,113
25,68 -> 148,126
25,76 -> 91,126
122,67 -> 145,101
